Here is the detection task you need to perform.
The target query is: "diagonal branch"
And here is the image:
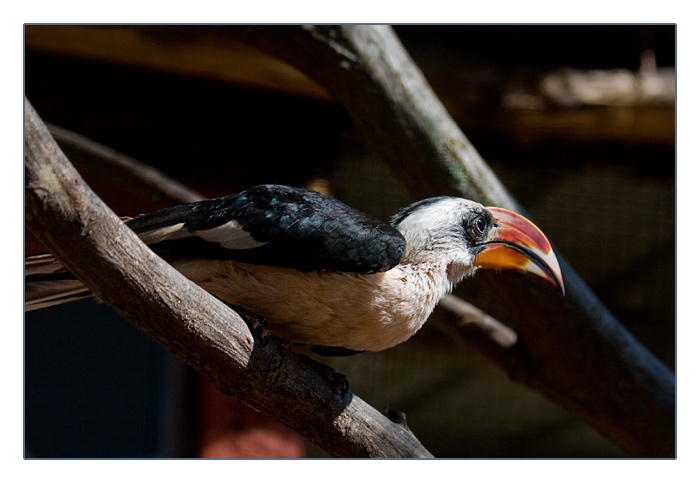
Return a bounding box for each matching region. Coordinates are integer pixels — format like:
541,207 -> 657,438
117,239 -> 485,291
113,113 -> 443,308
24,97 -> 432,459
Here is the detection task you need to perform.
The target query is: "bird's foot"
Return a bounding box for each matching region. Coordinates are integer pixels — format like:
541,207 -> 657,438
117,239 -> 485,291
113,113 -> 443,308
323,367 -> 350,398
228,304 -> 271,348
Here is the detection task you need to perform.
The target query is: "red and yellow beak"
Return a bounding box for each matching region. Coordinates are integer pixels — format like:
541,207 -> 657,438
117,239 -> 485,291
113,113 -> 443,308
474,207 -> 565,294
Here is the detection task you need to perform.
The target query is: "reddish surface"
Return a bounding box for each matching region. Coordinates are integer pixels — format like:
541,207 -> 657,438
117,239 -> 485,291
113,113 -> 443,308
197,378 -> 305,458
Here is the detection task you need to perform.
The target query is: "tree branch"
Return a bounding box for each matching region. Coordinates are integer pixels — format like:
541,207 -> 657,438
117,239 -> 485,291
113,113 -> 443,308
24,97 -> 432,458
225,25 -> 675,457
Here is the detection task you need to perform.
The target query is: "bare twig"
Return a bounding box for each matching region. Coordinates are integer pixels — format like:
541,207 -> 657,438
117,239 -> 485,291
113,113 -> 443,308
438,295 -> 518,348
48,124 -> 205,206
25,97 -> 432,458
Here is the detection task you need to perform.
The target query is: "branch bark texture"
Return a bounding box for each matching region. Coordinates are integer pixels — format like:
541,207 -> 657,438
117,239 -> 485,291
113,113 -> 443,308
24,98 -> 432,458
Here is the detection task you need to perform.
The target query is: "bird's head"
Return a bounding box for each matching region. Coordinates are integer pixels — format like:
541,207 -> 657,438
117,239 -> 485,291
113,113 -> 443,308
391,197 -> 564,294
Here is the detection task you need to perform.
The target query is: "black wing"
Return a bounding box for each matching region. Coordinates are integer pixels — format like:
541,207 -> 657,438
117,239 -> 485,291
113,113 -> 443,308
126,185 -> 406,273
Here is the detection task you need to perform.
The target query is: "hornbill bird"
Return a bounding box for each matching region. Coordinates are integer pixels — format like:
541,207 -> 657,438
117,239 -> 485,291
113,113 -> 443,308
25,184 -> 564,356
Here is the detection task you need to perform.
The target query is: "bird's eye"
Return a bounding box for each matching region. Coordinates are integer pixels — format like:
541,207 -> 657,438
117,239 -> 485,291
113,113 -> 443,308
463,214 -> 490,242
473,216 -> 487,235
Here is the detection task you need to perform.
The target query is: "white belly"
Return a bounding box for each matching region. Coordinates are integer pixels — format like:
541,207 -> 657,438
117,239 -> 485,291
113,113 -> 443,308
171,259 -> 451,351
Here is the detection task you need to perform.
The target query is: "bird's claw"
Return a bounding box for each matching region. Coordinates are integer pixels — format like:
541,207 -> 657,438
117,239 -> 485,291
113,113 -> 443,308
324,368 -> 350,398
229,304 -> 271,348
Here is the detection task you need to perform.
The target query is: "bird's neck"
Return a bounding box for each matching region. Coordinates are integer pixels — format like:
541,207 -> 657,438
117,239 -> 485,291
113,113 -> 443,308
394,260 -> 456,306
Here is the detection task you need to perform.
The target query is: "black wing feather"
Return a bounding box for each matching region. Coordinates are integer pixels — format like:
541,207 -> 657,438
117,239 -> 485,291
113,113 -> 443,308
127,185 -> 406,273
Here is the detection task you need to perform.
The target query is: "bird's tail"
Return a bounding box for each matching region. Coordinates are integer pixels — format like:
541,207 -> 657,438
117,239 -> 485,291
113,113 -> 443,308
25,254 -> 92,311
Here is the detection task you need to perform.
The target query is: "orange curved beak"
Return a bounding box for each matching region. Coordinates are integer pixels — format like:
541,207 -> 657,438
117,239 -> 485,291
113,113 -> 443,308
473,207 -> 565,294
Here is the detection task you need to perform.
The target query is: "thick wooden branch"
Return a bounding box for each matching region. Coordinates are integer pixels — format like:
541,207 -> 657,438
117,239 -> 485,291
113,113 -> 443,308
24,98 -> 432,458
225,25 -> 675,457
